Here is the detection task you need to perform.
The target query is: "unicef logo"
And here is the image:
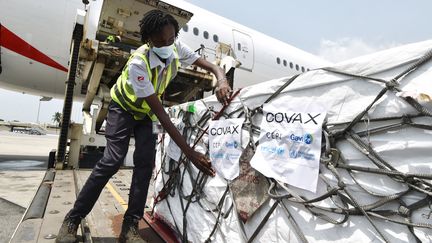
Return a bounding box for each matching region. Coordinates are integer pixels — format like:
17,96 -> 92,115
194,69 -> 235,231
303,134 -> 313,144
289,150 -> 298,158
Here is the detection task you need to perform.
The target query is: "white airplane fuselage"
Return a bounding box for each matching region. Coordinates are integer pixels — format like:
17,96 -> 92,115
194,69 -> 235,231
0,0 -> 331,100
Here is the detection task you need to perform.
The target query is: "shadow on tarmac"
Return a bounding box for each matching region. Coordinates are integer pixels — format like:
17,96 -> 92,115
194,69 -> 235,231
0,155 -> 48,170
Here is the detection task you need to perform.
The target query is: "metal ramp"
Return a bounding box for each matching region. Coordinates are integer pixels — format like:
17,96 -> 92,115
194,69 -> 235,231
10,169 -> 167,243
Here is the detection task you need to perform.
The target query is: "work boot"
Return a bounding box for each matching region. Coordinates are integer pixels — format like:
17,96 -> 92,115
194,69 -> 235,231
55,214 -> 81,243
119,217 -> 147,243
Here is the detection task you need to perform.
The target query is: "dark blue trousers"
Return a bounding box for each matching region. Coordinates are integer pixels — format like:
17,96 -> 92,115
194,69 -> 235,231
68,101 -> 156,220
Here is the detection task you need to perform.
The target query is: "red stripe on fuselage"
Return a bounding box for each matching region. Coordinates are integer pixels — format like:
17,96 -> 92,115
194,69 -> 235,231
0,25 -> 68,72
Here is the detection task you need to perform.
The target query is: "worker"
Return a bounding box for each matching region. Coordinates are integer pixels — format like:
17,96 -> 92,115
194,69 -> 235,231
56,9 -> 231,243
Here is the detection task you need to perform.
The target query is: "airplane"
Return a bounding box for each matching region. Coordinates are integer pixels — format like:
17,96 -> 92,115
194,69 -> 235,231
0,0 -> 331,101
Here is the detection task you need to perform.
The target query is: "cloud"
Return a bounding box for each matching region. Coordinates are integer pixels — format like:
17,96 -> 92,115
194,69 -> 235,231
318,38 -> 400,62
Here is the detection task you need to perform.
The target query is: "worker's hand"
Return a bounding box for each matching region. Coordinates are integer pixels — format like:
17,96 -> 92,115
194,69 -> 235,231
215,80 -> 232,106
186,149 -> 216,177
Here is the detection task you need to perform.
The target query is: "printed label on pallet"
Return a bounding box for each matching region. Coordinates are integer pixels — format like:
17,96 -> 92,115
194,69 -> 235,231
209,118 -> 243,180
250,98 -> 326,192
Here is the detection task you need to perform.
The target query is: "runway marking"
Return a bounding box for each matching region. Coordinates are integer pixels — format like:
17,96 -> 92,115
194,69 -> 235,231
106,182 -> 128,210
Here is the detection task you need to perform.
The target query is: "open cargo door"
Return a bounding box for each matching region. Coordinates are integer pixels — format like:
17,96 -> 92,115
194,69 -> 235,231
96,0 -> 193,46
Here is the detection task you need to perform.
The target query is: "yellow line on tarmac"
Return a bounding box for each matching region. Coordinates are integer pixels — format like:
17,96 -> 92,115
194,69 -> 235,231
105,182 -> 128,210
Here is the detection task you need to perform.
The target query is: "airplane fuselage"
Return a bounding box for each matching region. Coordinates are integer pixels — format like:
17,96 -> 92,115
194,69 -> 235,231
0,0 -> 331,99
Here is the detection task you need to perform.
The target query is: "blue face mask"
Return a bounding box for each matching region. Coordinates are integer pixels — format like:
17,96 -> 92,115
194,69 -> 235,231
152,44 -> 174,59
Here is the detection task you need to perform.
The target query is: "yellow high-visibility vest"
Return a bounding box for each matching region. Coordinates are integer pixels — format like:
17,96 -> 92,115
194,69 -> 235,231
111,44 -> 180,120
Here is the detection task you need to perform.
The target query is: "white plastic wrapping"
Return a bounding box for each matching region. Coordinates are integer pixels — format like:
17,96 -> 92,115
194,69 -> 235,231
151,40 -> 432,243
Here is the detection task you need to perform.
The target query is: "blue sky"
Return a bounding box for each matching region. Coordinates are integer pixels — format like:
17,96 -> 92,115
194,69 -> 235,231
1,0 -> 431,123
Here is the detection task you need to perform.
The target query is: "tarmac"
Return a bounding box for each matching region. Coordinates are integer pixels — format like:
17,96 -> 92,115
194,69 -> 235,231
0,130 -> 58,242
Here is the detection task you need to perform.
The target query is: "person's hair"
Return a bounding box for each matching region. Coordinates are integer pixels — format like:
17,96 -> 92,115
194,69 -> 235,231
139,9 -> 180,43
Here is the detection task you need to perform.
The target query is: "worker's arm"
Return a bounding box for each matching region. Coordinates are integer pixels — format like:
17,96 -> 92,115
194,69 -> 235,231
144,94 -> 215,176
193,57 -> 232,106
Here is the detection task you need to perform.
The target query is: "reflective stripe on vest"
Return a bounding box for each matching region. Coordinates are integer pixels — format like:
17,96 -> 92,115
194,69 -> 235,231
110,44 -> 180,120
